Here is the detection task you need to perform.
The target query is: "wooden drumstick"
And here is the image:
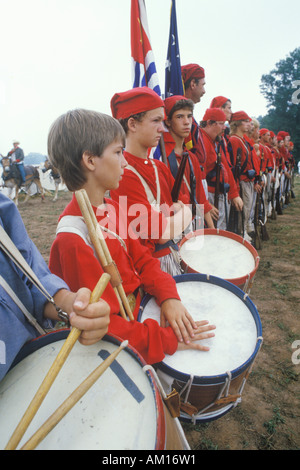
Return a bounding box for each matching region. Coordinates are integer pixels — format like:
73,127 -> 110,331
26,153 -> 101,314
75,190 -> 127,320
75,189 -> 134,321
20,340 -> 129,450
5,273 -> 111,451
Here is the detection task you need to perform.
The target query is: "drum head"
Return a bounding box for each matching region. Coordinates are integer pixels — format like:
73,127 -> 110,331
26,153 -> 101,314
179,229 -> 260,286
139,274 -> 262,380
0,331 -> 165,450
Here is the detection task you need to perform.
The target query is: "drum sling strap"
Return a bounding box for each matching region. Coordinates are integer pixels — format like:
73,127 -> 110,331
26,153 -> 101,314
168,150 -> 198,208
168,150 -> 201,232
0,224 -> 68,332
206,143 -> 230,229
230,136 -> 256,179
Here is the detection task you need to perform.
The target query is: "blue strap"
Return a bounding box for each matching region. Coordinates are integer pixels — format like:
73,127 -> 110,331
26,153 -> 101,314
98,349 -> 145,404
167,150 -> 178,179
155,239 -> 179,252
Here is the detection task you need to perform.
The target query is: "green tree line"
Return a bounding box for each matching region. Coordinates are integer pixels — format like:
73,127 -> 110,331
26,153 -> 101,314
258,47 -> 300,163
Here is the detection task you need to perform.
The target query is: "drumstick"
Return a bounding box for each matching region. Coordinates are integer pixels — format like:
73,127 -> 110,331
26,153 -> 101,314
79,189 -> 134,321
20,340 -> 128,450
75,189 -> 134,321
5,273 -> 111,451
75,190 -> 128,320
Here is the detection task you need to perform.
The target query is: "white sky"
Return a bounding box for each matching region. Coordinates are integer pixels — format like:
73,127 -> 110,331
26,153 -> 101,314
0,0 -> 299,155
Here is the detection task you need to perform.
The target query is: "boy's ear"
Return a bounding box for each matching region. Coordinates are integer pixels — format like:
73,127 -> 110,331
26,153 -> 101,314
127,117 -> 138,132
82,151 -> 97,170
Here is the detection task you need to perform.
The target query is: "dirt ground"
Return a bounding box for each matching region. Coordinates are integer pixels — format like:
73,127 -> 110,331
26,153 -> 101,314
16,179 -> 300,451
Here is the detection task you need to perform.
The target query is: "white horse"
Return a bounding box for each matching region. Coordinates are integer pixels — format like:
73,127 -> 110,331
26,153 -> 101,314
42,159 -> 62,202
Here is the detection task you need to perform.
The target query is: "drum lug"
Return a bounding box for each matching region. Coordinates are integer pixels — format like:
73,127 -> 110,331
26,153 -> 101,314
215,394 -> 242,406
164,388 -> 181,418
180,402 -> 198,417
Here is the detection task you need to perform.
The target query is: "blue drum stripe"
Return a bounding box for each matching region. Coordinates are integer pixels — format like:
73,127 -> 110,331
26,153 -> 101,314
98,349 -> 145,404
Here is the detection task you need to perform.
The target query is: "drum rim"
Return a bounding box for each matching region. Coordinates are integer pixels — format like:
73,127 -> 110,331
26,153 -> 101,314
138,273 -> 263,385
9,329 -> 166,450
178,228 -> 260,285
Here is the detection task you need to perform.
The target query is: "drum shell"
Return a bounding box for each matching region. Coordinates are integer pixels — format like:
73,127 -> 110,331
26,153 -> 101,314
162,364 -> 251,422
0,330 -> 188,450
138,273 -> 263,423
179,229 -> 260,292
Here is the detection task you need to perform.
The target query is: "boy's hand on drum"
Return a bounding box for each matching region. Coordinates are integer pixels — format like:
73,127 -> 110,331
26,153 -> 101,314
65,288 -> 110,345
160,298 -> 199,345
176,320 -> 216,352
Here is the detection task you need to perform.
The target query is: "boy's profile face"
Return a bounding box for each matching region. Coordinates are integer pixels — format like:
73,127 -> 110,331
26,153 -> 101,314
167,107 -> 193,139
240,120 -> 251,133
134,107 -> 165,149
95,138 -> 127,191
222,101 -> 232,121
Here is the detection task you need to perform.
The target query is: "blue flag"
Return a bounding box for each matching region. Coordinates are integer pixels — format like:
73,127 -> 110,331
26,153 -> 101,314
165,0 -> 184,97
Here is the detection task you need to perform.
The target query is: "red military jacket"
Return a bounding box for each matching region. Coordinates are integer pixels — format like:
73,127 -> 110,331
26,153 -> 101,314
228,134 -> 258,183
201,129 -> 239,200
110,151 -> 189,257
184,117 -> 207,179
49,195 -> 179,364
163,131 -> 212,214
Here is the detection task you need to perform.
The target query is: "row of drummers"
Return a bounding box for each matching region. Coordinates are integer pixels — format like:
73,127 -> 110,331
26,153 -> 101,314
109,88 -> 296,283
200,111 -> 296,248
161,96 -> 295,249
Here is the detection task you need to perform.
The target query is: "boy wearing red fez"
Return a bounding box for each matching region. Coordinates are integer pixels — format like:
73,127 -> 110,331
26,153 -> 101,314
259,129 -> 277,218
200,108 -> 242,230
259,129 -> 275,173
209,96 -> 232,122
110,87 -> 193,276
243,118 -> 267,224
280,132 -> 293,203
181,64 -> 220,221
268,130 -> 283,214
48,108 -> 215,365
209,95 -> 233,174
163,95 -> 216,229
228,112 -> 258,241
275,135 -> 288,207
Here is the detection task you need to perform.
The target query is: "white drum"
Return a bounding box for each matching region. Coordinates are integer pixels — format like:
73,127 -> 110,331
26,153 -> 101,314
0,331 -> 189,450
179,229 -> 260,293
138,274 -> 263,423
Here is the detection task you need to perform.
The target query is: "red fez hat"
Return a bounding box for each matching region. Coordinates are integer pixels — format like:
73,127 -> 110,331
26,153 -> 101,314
259,128 -> 270,136
181,64 -> 205,84
230,111 -> 251,122
110,87 -> 164,119
164,95 -> 191,117
202,108 -> 227,122
209,96 -> 230,108
278,131 -> 290,138
270,131 -> 275,138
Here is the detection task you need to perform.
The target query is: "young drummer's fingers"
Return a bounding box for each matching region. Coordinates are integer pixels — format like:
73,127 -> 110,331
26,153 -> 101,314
69,309 -> 110,332
72,297 -> 111,319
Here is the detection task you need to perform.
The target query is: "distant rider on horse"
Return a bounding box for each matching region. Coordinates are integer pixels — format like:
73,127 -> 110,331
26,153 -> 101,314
7,140 -> 26,184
